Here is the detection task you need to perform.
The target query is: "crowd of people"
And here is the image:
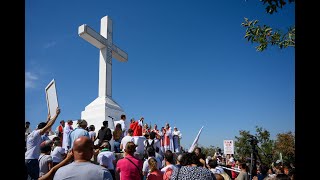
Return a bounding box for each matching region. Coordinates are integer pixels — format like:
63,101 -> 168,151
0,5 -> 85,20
25,110 -> 294,180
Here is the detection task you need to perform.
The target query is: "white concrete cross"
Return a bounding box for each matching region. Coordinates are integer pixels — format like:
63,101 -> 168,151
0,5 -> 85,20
78,16 -> 128,98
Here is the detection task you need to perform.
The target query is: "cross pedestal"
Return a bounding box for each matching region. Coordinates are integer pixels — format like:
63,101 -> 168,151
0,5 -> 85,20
81,96 -> 125,132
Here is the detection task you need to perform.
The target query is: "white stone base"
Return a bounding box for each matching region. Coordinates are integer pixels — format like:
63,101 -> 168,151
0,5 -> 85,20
81,96 -> 129,151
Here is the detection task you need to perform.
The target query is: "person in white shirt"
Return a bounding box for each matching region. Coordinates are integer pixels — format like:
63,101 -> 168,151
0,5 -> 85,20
172,127 -> 182,153
132,135 -> 146,160
97,141 -> 116,180
50,138 -> 66,166
25,107 -> 61,180
25,121 -> 31,151
163,123 -> 174,152
161,150 -> 177,180
120,128 -> 134,153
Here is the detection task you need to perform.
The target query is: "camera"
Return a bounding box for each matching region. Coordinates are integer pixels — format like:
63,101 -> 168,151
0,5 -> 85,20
247,135 -> 258,146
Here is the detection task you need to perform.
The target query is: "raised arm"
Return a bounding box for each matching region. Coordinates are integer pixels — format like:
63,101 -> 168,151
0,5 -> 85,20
38,150 -> 73,180
40,107 -> 61,135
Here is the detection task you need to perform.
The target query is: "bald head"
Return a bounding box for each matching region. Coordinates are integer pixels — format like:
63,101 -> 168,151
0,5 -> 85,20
72,136 -> 94,161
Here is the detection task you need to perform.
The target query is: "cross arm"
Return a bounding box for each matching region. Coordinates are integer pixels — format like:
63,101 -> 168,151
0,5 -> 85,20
78,24 -> 107,49
111,44 -> 128,62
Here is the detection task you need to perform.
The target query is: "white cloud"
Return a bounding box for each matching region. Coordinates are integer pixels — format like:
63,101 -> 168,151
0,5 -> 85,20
44,41 -> 57,49
25,72 -> 38,88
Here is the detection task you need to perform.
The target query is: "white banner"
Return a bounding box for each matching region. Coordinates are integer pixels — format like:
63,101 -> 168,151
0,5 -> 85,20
45,79 -> 59,117
223,140 -> 234,154
188,126 -> 204,153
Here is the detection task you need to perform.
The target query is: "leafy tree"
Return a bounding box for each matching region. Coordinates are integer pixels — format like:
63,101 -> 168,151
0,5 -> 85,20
274,131 -> 295,164
255,126 -> 274,165
234,130 -> 252,161
234,126 -> 274,165
242,0 -> 295,51
199,145 -> 218,157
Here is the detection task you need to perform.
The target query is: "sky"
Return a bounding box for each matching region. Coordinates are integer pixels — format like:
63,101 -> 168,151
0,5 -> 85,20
25,0 -> 295,149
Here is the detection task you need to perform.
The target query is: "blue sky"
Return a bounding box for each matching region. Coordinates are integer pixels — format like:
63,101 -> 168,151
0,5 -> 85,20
25,0 -> 295,149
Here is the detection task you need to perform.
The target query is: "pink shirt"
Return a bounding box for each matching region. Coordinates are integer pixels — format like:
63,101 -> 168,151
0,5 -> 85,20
116,154 -> 143,180
147,170 -> 163,180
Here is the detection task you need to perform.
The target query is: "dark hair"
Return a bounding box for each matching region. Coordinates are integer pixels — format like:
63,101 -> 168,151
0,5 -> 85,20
52,137 -> 61,142
116,123 -> 122,130
26,121 -> 30,124
89,125 -> 95,131
185,152 -> 200,166
259,163 -> 269,176
121,114 -> 126,119
100,140 -> 111,149
40,144 -> 52,153
37,122 -> 47,129
53,139 -> 62,146
147,146 -> 155,157
194,147 -> 202,153
164,150 -> 174,164
144,132 -> 150,138
149,131 -> 156,139
103,120 -> 108,127
179,153 -> 188,166
240,163 -> 249,172
127,128 -> 133,134
208,159 -> 218,168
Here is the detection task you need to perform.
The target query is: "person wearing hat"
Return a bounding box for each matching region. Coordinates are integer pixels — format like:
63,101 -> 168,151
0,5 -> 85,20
25,107 -> 61,180
68,119 -> 89,150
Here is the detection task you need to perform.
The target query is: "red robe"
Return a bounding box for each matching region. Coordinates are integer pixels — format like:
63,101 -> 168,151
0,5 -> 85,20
130,121 -> 143,136
135,124 -> 142,136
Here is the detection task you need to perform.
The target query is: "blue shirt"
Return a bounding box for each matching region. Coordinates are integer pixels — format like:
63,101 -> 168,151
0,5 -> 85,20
68,128 -> 90,149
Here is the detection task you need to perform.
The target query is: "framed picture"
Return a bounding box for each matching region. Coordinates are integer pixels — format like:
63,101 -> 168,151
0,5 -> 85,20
45,79 -> 59,117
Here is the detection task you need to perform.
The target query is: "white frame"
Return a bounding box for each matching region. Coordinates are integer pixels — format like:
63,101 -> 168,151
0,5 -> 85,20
45,79 -> 59,117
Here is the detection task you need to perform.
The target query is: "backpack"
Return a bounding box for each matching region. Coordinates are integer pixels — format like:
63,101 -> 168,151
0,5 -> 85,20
146,139 -> 155,151
98,127 -> 113,145
104,128 -> 112,141
143,139 -> 155,158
